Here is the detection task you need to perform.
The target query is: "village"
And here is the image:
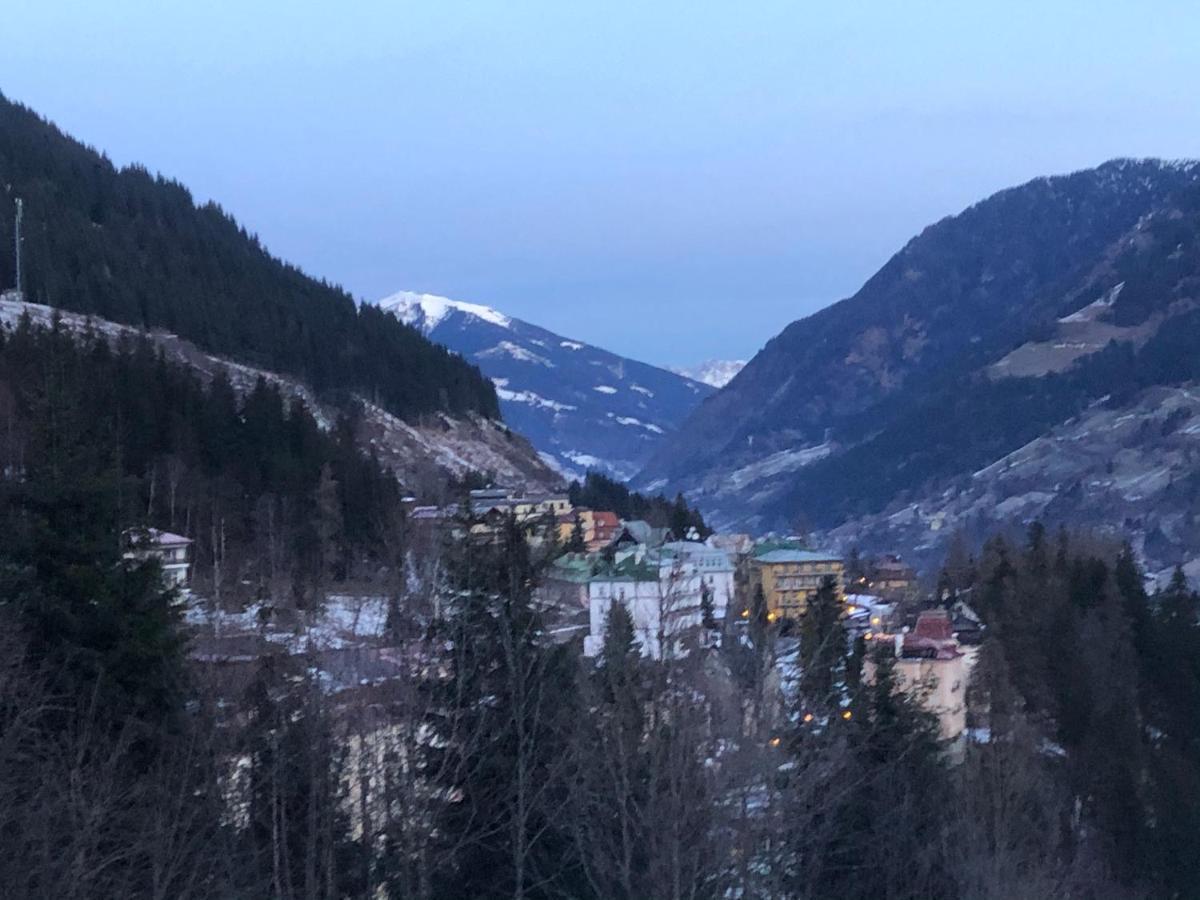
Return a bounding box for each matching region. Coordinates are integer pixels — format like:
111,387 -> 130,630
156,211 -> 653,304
134,483 -> 986,757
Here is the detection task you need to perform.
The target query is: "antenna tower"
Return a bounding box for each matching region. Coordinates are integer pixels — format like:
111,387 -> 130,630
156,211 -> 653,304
14,198 -> 23,295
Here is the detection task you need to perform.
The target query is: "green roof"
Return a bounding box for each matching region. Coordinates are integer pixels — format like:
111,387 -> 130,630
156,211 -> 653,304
590,555 -> 658,583
548,553 -> 596,583
754,548 -> 843,565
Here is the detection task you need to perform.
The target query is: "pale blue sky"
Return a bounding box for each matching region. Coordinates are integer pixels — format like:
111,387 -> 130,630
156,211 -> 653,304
4,1 -> 1199,365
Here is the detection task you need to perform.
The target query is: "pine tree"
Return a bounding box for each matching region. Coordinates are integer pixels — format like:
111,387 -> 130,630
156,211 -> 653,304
567,512 -> 587,553
700,580 -> 717,631
603,599 -> 641,671
791,650 -> 950,899
426,513 -> 583,898
799,576 -> 844,710
1159,564 -> 1197,625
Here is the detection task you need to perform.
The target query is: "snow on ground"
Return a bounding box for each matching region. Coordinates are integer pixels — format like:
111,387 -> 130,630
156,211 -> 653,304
478,341 -> 555,367
630,384 -> 654,397
538,451 -> 578,479
562,450 -> 608,469
726,443 -> 833,491
560,340 -> 584,350
593,385 -> 618,394
495,386 -> 577,412
377,290 -> 511,330
614,415 -> 665,434
1,296 -> 135,339
1057,282 -> 1124,324
187,595 -> 391,653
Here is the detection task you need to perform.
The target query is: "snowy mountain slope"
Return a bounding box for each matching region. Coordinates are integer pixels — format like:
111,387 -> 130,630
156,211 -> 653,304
378,291 -> 714,479
0,296 -> 559,494
669,359 -> 747,388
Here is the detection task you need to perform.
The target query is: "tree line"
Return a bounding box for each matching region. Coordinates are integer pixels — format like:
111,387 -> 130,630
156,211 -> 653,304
568,470 -> 711,539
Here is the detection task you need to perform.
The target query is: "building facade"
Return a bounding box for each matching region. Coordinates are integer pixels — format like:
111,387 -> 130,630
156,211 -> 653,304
749,547 -> 844,620
869,609 -> 980,749
583,541 -> 735,658
124,527 -> 192,589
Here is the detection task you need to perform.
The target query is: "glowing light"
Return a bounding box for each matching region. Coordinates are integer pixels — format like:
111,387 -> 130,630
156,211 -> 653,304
864,632 -> 873,640
740,608 -> 750,619
871,616 -> 881,625
769,737 -> 782,748
847,606 -> 859,614
841,710 -> 853,721
802,712 -> 814,723
767,611 -> 778,622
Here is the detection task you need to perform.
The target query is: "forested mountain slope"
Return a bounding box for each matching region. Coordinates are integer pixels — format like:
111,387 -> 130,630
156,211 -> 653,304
0,296 -> 556,498
636,160 -> 1200,570
0,93 -> 498,420
0,297 -> 558,603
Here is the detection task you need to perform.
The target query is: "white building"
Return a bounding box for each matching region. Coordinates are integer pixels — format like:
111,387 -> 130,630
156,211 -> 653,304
660,540 -> 736,623
584,541 -> 734,658
124,527 -> 192,589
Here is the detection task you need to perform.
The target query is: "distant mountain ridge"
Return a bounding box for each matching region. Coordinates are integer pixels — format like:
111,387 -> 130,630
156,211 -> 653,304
379,291 -> 714,479
636,158 -> 1200,575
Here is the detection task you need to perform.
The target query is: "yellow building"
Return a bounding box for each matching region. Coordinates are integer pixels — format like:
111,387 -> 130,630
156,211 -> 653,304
512,494 -> 572,521
556,508 -> 621,549
749,547 -> 843,619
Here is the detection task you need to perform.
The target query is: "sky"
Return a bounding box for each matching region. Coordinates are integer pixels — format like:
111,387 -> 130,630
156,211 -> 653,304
4,2 -> 1200,366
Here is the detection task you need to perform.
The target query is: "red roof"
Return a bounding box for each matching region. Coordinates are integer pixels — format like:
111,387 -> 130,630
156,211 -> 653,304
912,610 -> 954,642
901,610 -> 960,660
592,511 -> 619,530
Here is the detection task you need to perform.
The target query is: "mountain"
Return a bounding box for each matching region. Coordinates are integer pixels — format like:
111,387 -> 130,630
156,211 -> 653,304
0,93 -> 498,422
669,359 -> 746,388
378,291 -> 714,479
636,158 -> 1200,573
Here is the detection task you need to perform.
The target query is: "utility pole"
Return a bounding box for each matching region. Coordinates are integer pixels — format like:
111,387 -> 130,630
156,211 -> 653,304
13,198 -> 23,295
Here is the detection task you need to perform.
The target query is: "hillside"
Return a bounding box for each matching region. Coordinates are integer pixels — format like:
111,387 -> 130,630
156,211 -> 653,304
0,93 -> 498,421
636,159 -> 1200,571
0,295 -> 559,498
379,291 -> 713,479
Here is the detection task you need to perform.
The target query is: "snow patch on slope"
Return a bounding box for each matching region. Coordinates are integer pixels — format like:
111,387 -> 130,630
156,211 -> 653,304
495,386 -> 576,412
670,359 -> 747,388
479,341 -> 555,367
614,416 -> 665,434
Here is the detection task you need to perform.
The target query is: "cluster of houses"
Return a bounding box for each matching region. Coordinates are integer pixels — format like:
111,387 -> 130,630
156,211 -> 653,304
131,484 -> 983,748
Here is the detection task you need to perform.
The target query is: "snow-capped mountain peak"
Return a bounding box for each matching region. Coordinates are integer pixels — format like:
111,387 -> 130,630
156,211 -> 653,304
375,289 -> 714,480
379,290 -> 511,331
669,359 -> 746,388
